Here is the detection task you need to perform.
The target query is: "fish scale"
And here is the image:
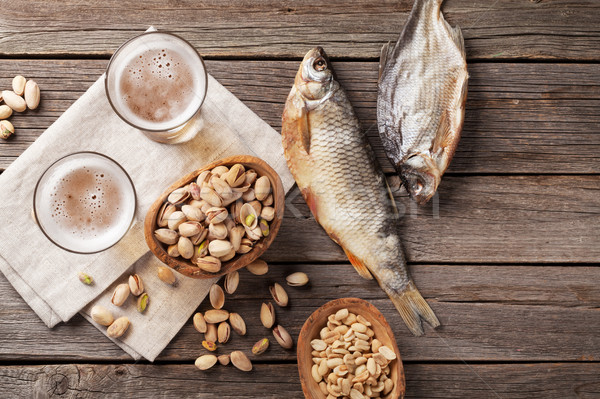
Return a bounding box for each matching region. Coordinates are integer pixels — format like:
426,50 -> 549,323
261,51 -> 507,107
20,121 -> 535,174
282,47 -> 440,336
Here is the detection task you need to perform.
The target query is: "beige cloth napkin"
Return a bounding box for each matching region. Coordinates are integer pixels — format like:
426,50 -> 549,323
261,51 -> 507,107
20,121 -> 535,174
0,48 -> 294,360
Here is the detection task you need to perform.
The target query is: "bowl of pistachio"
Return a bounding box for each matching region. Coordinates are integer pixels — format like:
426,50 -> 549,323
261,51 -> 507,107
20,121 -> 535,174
144,155 -> 284,279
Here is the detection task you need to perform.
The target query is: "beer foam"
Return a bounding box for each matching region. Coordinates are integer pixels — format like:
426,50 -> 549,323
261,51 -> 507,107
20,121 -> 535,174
35,153 -> 136,253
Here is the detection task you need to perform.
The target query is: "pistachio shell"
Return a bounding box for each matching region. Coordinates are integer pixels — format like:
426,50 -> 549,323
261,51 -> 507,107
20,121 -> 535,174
111,283 -> 130,306
195,354 -> 218,370
168,187 -> 190,205
0,120 -> 14,139
244,169 -> 258,185
24,80 -> 40,110
229,225 -> 245,252
219,248 -> 236,262
157,203 -> 177,227
248,200 -> 262,217
208,222 -> 228,240
254,176 -> 271,201
1,90 -> 26,112
246,259 -> 268,275
178,236 -> 194,259
260,302 -> 275,328
128,274 -> 144,296
211,165 -> 229,177
206,207 -> 228,224
167,211 -> 186,230
224,271 -> 239,294
209,284 -> 225,309
260,206 -> 275,222
240,203 -> 258,229
208,239 -> 233,258
0,105 -> 13,120
237,238 -> 253,254
91,305 -> 114,326
157,266 -> 177,285
229,312 -> 246,335
230,200 -> 244,223
181,204 -> 204,222
241,188 -> 255,202
107,317 -> 130,338
154,228 -> 178,245
205,323 -> 218,342
196,256 -> 221,273
211,176 -> 233,202
167,244 -> 180,257
272,325 -> 293,349
200,186 -> 222,207
230,351 -> 252,372
12,75 -> 26,96
196,170 -> 212,186
225,163 -> 246,187
188,182 -> 202,200
190,228 -> 208,246
193,312 -> 207,333
262,194 -> 274,207
204,309 -> 230,324
178,221 -> 203,237
217,321 -> 230,343
286,272 -> 309,287
218,354 -> 230,366
269,283 -> 289,307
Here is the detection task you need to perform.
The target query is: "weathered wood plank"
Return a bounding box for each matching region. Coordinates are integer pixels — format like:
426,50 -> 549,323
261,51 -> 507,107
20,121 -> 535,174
1,1 -> 599,60
1,60 -> 599,174
0,264 -> 598,362
0,363 -> 598,398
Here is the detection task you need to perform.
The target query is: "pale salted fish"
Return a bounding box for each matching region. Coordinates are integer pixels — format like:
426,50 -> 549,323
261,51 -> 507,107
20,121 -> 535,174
282,47 -> 439,336
378,0 -> 468,204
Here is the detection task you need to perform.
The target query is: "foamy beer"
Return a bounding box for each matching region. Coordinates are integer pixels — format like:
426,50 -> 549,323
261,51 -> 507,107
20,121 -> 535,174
105,32 -> 208,143
33,152 -> 136,253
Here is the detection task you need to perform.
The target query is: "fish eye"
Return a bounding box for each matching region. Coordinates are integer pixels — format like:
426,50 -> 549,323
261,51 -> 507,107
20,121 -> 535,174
313,58 -> 327,72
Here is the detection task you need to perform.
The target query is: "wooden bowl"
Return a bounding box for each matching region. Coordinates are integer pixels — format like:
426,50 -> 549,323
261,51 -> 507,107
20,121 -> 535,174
297,298 -> 405,399
144,155 -> 285,279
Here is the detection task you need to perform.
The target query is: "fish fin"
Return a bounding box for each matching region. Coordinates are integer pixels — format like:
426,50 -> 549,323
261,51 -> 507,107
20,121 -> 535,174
343,248 -> 374,280
440,11 -> 466,57
378,41 -> 394,82
301,187 -> 319,221
282,90 -> 311,156
386,280 -> 440,336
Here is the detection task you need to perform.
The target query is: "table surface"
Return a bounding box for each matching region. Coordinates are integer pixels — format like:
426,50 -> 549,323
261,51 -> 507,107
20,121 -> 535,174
1,1 -> 599,398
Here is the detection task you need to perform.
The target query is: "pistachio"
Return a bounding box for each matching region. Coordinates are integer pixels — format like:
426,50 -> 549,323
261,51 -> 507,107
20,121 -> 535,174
195,354 -> 218,370
248,200 -> 262,217
206,207 -> 228,224
137,293 -> 149,313
196,239 -> 209,258
241,188 -> 255,202
200,186 -> 222,207
178,236 -> 194,259
78,272 -> 93,285
244,169 -> 258,185
225,164 -> 246,187
230,200 -> 244,223
190,229 -> 208,245
218,354 -> 230,366
12,76 -> 26,96
204,309 -> 230,324
209,284 -> 225,309
272,325 -> 293,349
0,120 -> 14,139
168,187 -> 190,205
0,105 -> 12,119
24,80 -> 40,110
240,203 -> 258,229
218,321 -> 230,343
167,211 -> 186,230
154,228 -> 179,245
193,312 -> 207,333
260,206 -> 275,222
230,351 -> 252,372
260,302 -> 275,328
208,222 -> 228,240
219,248 -> 236,262
262,194 -> 274,207
181,204 -> 204,222
229,312 -> 246,335
269,282 -> 289,307
188,199 -> 204,208
229,225 -> 245,252
211,176 -> 233,202
178,221 -> 202,237
252,338 -> 270,355
196,256 -> 221,273
205,323 -> 218,342
208,239 -> 233,258
286,272 -> 309,287
1,90 -> 26,112
127,274 -> 143,296
246,259 -> 268,275
107,317 -> 130,338
188,182 -> 202,201
211,165 -> 229,177
237,238 -> 254,254
90,305 -> 114,326
157,203 -> 177,227
196,170 -> 212,187
157,266 -> 177,285
224,271 -> 239,294
259,219 -> 270,237
255,176 -> 271,201
111,283 -> 130,306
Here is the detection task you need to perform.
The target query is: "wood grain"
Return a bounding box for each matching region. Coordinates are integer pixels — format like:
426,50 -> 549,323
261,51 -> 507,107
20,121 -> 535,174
1,60 -> 599,174
0,363 -> 597,398
0,1 -> 599,60
0,264 -> 597,362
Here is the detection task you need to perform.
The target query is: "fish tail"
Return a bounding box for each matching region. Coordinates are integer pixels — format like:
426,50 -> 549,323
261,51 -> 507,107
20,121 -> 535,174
385,280 -> 440,336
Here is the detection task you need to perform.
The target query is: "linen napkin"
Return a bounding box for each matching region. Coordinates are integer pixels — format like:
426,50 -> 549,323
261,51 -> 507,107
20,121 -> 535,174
0,33 -> 294,360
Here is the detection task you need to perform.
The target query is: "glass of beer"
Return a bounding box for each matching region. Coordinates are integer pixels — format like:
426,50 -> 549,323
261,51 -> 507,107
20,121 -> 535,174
33,152 -> 137,254
105,31 -> 208,144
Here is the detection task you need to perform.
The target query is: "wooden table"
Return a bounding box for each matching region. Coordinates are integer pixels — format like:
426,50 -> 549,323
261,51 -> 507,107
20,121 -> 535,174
1,1 -> 599,397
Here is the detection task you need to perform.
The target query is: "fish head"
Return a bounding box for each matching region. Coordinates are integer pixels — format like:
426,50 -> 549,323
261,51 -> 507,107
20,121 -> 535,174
295,47 -> 334,101
399,154 -> 440,204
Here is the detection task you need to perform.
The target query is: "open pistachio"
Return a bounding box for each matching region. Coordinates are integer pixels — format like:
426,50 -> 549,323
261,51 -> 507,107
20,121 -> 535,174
241,188 -> 255,202
209,284 -> 225,309
286,272 -> 309,287
260,302 -> 275,328
230,351 -> 252,372
200,186 -> 222,207
248,200 -> 262,218
181,204 -> 205,223
196,170 -> 212,187
244,169 -> 258,185
208,222 -> 228,240
204,309 -> 230,324
193,312 -> 207,333
229,225 -> 245,252
178,236 -> 194,259
255,176 -> 271,201
273,325 -> 293,349
246,259 -> 268,275
218,321 -> 231,344
137,293 -> 149,313
167,244 -> 180,257
230,200 -> 244,224
244,225 -> 262,241
195,239 -> 209,258
240,203 -> 258,229
111,283 -> 130,307
157,203 -> 176,227
128,274 -> 144,296
252,338 -> 270,355
179,221 -> 202,237
206,207 -> 228,224
225,163 -> 246,187
196,256 -> 221,273
78,272 -> 93,285
218,354 -> 230,366
167,211 -> 187,230
157,266 -> 177,285
168,187 -> 190,205
154,228 -> 178,245
190,228 -> 208,246
107,317 -> 130,338
212,165 -> 229,177
224,271 -> 239,294
208,239 -> 233,258
195,354 -> 218,370
205,323 -> 218,342
260,206 -> 275,222
237,238 -> 253,254
0,120 -> 14,139
91,305 -> 114,326
229,312 -> 246,335
270,283 -> 289,307
211,176 -> 233,202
